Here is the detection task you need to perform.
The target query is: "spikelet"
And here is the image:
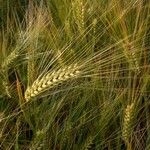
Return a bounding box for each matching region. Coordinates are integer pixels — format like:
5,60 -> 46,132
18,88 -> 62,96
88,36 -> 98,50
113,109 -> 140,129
124,43 -> 140,73
92,18 -> 97,35
72,0 -> 85,33
130,49 -> 140,73
2,81 -> 11,98
65,19 -> 72,39
128,45 -> 140,73
1,50 -> 19,71
1,50 -> 19,98
25,64 -> 80,101
122,103 -> 135,144
84,136 -> 94,150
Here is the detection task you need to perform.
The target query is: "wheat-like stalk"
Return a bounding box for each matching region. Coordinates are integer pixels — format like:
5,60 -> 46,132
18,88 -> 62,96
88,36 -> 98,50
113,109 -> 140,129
122,103 -> 134,144
25,64 -> 80,101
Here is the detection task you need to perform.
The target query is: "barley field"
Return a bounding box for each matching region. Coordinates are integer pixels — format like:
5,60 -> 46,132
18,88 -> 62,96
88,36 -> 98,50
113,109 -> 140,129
0,0 -> 150,149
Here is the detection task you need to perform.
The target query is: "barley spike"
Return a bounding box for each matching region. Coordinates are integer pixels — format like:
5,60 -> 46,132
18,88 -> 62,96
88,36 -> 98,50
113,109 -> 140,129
25,64 -> 80,101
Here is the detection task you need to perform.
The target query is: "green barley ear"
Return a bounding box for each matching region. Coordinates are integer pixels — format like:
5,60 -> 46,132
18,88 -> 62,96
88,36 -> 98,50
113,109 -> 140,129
1,50 -> 19,72
25,64 -> 80,101
123,43 -> 140,73
1,51 -> 18,98
122,103 -> 135,145
65,19 -> 72,40
83,136 -> 95,150
72,0 -> 85,33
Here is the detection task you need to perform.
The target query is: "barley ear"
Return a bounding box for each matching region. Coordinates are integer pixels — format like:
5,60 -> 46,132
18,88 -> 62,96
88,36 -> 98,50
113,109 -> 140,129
1,49 -> 20,98
72,0 -> 85,33
83,136 -> 95,150
122,103 -> 135,145
123,44 -> 140,73
25,64 -> 80,101
1,50 -> 19,71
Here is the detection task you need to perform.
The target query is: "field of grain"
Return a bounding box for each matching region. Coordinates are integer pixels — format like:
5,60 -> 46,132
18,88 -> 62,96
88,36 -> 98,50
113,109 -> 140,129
0,0 -> 150,149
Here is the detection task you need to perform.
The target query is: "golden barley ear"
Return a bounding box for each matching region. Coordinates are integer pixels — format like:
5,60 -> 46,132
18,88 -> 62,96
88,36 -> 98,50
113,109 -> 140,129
122,103 -> 135,144
25,64 -> 80,101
